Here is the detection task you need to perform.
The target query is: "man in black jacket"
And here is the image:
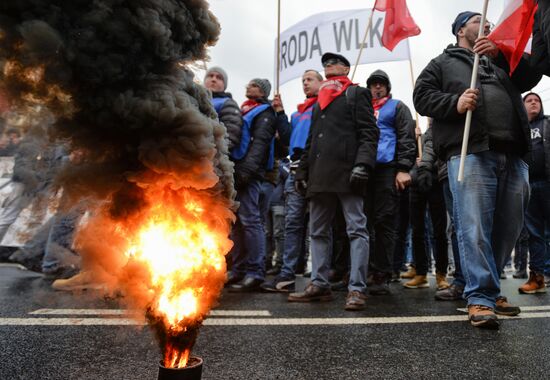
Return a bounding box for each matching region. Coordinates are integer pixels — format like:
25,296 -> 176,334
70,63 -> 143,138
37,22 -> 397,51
413,11 -> 539,329
519,92 -> 550,294
227,78 -> 277,292
364,69 -> 416,295
204,66 -> 243,150
288,53 -> 379,311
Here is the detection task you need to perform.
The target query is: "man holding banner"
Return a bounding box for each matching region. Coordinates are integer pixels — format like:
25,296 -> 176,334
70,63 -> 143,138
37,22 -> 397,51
413,11 -> 538,329
288,52 -> 379,311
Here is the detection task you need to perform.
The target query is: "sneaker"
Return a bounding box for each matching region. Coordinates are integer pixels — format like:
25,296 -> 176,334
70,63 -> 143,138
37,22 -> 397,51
288,283 -> 334,302
512,270 -> 527,279
434,283 -> 464,301
260,275 -> 295,293
436,273 -> 450,290
401,266 -> 416,279
404,275 -> 429,289
500,272 -> 507,280
468,305 -> 499,329
519,272 -> 547,294
51,271 -> 105,291
344,291 -> 367,311
495,296 -> 521,316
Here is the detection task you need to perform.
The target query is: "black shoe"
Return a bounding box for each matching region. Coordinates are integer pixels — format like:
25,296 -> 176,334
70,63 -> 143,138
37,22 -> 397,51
43,265 -> 80,280
229,277 -> 263,292
224,272 -> 244,288
434,283 -> 464,301
390,272 -> 401,283
513,270 -> 527,279
369,272 -> 391,296
302,271 -> 311,278
500,272 -> 507,280
266,267 -> 281,276
261,275 -> 295,292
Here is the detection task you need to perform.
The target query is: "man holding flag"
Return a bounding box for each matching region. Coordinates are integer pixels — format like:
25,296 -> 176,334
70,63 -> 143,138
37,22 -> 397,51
413,11 -> 539,329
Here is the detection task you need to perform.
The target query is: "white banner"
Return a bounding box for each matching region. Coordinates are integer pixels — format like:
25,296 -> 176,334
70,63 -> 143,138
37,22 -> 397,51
276,8 -> 411,85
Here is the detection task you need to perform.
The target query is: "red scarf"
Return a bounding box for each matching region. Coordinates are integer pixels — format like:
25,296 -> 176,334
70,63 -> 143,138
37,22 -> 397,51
241,99 -> 262,115
372,96 -> 390,111
297,96 -> 318,114
317,76 -> 354,110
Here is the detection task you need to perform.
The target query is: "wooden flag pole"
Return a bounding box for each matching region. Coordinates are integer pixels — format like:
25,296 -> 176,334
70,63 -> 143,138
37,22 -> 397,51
351,4 -> 377,82
406,41 -> 422,159
457,0 -> 490,182
276,0 -> 281,95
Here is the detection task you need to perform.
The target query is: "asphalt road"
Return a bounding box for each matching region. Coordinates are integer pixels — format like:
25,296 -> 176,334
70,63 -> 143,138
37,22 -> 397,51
1,263 -> 550,380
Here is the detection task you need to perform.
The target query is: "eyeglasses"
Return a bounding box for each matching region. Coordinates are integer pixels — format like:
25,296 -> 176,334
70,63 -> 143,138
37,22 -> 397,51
322,58 -> 345,68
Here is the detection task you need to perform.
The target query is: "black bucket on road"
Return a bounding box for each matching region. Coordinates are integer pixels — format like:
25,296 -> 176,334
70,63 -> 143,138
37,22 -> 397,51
158,356 -> 203,380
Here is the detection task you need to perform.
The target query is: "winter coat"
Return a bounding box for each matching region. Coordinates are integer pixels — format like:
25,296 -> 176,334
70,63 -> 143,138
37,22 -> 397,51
418,126 -> 448,182
413,45 -> 540,162
211,92 -> 243,150
233,99 -> 276,180
532,1 -> 550,76
525,101 -> 550,182
295,86 -> 379,196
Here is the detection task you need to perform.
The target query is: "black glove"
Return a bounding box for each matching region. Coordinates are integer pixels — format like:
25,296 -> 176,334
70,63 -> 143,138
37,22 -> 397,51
412,165 -> 433,193
234,171 -> 251,190
349,164 -> 369,196
294,179 -> 307,196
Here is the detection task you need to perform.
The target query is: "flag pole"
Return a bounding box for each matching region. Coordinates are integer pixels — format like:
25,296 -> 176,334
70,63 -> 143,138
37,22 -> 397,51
406,41 -> 422,159
276,0 -> 281,95
351,3 -> 377,82
457,0 -> 490,182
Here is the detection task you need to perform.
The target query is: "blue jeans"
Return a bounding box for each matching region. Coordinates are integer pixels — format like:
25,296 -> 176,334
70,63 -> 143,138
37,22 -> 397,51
442,178 -> 465,288
41,208 -> 82,273
525,180 -> 550,274
280,173 -> 308,279
309,192 -> 369,293
448,151 -> 529,308
229,179 -> 266,280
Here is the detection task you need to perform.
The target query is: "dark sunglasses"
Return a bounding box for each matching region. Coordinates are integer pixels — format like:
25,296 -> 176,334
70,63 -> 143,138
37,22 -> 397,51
322,58 -> 345,68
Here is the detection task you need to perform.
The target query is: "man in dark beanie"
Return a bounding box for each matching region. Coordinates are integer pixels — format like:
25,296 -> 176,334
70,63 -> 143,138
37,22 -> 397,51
204,66 -> 242,150
226,78 -> 277,292
414,11 -> 539,329
288,52 -> 379,311
363,69 -> 416,295
519,92 -> 550,294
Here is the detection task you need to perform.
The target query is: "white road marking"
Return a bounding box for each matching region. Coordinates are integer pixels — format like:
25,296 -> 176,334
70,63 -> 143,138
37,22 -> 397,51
457,305 -> 550,313
29,309 -> 272,317
2,312 -> 550,326
0,263 -> 28,270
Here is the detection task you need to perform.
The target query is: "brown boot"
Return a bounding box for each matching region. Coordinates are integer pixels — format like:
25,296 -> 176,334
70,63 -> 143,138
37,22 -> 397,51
436,273 -> 450,290
404,275 -> 429,289
401,266 -> 416,279
468,305 -> 499,329
344,291 -> 367,311
519,272 -> 547,294
288,283 -> 334,302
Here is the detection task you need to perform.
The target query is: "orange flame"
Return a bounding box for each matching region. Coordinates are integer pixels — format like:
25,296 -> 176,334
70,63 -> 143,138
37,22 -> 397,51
120,188 -> 232,368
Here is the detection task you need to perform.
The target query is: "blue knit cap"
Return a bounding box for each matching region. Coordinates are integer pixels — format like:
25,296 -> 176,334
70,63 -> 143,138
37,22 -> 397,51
452,11 -> 481,36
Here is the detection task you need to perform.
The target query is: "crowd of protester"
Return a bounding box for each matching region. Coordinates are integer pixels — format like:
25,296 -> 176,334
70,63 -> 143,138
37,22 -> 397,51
1,9 -> 550,330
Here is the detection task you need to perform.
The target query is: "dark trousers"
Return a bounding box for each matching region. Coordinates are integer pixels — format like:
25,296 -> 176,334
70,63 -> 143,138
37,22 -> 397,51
514,226 -> 529,273
365,166 -> 399,276
393,187 -> 410,273
410,178 -> 448,276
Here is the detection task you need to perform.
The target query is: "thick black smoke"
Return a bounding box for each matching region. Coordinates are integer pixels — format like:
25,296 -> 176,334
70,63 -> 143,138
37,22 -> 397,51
0,0 -> 234,215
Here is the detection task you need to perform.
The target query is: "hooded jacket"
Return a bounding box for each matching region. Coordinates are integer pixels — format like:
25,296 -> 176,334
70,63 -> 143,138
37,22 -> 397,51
211,92 -> 243,150
413,45 -> 540,161
524,95 -> 550,182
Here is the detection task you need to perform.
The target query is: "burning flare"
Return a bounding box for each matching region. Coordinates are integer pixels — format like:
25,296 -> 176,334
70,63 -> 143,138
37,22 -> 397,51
115,188 -> 232,368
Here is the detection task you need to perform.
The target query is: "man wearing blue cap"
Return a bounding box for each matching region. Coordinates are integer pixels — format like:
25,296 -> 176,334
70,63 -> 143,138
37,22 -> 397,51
413,11 -> 540,329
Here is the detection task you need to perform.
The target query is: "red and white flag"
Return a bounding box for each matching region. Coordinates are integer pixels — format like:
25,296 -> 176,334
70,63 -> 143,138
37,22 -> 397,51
374,0 -> 421,51
488,0 -> 538,74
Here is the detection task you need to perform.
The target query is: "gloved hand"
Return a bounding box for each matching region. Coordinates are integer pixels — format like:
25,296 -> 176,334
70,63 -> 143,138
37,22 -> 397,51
349,164 -> 369,196
294,179 -> 307,196
411,165 -> 433,193
234,171 -> 251,190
